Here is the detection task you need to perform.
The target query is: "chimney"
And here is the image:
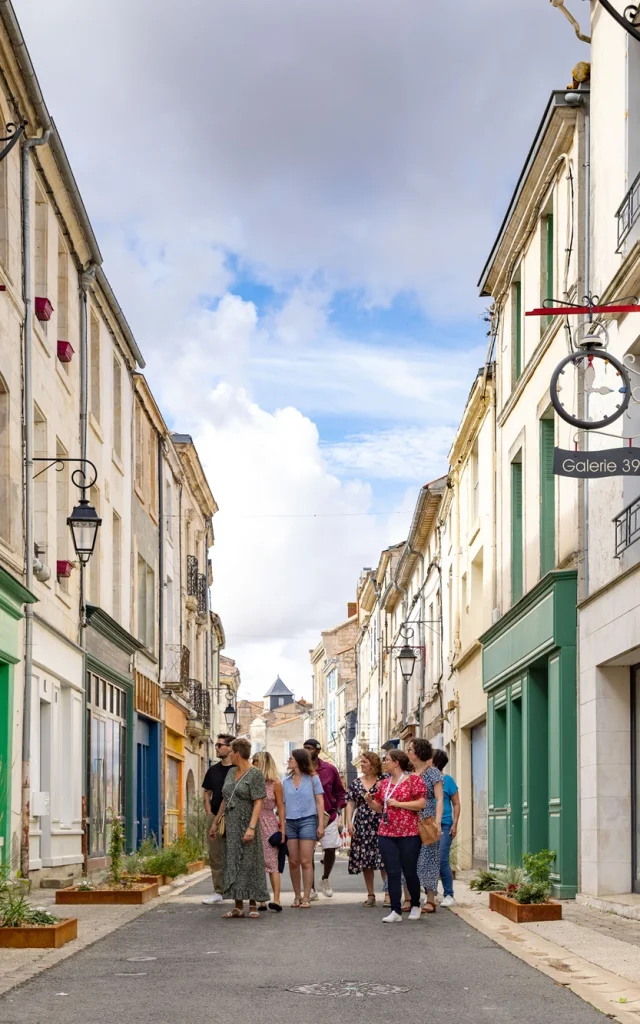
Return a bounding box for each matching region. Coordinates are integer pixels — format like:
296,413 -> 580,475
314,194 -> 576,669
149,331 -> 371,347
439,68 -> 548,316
347,602 -> 357,619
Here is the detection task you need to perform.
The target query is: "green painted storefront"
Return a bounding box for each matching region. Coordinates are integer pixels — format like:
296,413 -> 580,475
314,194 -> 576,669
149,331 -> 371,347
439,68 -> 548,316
0,567 -> 37,865
480,570 -> 578,898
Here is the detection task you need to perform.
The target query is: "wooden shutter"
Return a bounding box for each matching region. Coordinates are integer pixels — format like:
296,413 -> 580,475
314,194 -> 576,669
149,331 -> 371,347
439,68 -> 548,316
511,461 -> 523,603
514,281 -> 522,382
539,418 -> 555,576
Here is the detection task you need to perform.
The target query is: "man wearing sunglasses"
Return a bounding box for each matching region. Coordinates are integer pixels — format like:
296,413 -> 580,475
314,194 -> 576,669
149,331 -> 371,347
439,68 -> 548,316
201,734 -> 235,904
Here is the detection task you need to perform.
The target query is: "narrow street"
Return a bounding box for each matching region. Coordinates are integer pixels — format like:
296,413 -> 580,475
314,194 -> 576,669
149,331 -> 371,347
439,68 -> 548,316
0,863 -> 605,1024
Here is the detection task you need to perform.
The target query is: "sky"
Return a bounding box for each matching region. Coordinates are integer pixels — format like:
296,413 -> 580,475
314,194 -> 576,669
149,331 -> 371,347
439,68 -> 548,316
15,0 -> 586,700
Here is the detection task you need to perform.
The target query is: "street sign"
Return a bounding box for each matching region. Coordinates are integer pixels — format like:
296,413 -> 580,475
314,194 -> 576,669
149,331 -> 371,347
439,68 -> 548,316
554,447 -> 640,477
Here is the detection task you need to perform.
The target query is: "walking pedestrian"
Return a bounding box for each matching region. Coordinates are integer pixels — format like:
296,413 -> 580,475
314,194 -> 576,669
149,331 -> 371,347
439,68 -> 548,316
365,748 -> 426,923
210,738 -> 271,919
201,733 -> 234,905
283,749 -> 325,909
303,739 -> 346,898
407,738 -> 444,915
345,751 -> 385,906
432,748 -> 460,907
252,750 -> 286,912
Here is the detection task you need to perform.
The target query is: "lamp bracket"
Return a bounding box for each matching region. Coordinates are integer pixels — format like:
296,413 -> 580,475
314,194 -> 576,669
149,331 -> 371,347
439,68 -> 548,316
594,0 -> 640,44
0,120 -> 27,164
33,457 -> 98,499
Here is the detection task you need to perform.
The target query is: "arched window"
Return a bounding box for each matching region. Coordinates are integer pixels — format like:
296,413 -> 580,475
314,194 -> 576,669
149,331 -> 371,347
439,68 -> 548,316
0,375 -> 10,544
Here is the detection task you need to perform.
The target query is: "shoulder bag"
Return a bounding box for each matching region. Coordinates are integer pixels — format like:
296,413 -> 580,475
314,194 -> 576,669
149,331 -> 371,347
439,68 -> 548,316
217,766 -> 257,837
415,773 -> 439,847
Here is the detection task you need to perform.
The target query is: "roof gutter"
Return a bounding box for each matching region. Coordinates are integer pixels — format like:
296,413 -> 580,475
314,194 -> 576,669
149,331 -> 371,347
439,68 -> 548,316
0,1 -> 145,370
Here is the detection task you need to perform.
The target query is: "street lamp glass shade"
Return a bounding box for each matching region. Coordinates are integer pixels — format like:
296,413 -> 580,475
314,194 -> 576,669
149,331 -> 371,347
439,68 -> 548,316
223,702 -> 236,731
398,644 -> 416,683
67,499 -> 102,564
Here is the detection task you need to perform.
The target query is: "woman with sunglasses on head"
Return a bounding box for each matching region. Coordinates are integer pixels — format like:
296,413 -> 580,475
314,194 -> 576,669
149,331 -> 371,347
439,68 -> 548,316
283,748 -> 325,909
365,748 -> 426,923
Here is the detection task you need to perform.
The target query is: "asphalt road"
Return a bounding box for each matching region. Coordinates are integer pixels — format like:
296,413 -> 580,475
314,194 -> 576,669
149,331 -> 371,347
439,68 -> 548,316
0,860 -> 605,1024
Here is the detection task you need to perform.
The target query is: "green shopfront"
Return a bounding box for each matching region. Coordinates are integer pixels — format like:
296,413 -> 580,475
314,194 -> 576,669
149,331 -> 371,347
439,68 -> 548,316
480,570 -> 578,898
0,567 -> 36,865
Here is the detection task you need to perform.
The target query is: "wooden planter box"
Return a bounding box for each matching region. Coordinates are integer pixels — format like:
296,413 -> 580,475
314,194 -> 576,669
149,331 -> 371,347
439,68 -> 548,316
187,860 -> 205,874
489,890 -> 562,923
0,918 -> 77,949
56,881 -> 159,906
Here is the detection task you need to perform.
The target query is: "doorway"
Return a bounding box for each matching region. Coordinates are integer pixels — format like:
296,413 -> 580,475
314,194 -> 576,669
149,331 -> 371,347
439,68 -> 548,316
471,721 -> 487,867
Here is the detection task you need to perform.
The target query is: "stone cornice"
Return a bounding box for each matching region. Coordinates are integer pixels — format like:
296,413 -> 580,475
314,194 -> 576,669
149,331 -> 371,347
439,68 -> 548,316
0,566 -> 37,620
85,604 -> 144,655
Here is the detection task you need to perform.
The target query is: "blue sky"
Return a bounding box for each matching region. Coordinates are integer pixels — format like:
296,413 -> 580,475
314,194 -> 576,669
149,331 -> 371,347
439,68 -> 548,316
15,0 -> 588,696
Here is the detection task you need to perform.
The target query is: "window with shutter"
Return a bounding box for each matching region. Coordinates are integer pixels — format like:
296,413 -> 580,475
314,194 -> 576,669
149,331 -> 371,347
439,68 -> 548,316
512,280 -> 522,384
539,418 -> 555,576
511,459 -> 523,603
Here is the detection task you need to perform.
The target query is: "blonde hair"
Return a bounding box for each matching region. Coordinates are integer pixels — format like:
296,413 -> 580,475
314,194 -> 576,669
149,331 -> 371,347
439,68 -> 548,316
252,749 -> 280,784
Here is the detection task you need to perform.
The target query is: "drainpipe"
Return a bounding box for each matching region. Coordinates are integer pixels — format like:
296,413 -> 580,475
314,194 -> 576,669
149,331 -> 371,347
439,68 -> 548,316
20,127 -> 51,879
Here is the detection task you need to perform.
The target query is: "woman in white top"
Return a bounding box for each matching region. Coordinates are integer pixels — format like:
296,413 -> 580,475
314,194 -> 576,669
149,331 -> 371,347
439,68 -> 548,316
282,749 -> 325,909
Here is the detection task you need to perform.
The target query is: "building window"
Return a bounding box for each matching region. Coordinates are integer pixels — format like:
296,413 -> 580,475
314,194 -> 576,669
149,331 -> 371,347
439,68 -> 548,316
113,357 -> 122,458
0,375 -> 9,544
87,672 -> 127,857
112,511 -> 122,622
278,697 -> 285,707
165,576 -> 174,644
539,417 -> 555,577
165,479 -> 173,539
134,401 -> 144,491
0,145 -> 8,272
148,422 -> 157,514
327,667 -> 337,741
57,235 -> 69,372
137,554 -> 155,650
541,208 -> 554,332
90,312 -> 101,424
511,456 -> 523,603
34,406 -> 47,558
55,439 -> 69,590
34,184 -> 48,325
471,440 -> 479,523
89,485 -> 100,605
512,277 -> 522,384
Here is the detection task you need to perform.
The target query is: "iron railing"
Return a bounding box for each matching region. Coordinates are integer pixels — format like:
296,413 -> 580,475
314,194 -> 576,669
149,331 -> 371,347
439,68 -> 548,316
617,169 -> 640,250
186,554 -> 198,596
614,495 -> 640,556
165,644 -> 190,688
189,679 -> 211,728
197,573 -> 208,615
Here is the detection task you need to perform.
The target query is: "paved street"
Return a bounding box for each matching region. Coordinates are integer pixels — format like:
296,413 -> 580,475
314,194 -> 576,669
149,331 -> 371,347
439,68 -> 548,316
0,861 -> 605,1024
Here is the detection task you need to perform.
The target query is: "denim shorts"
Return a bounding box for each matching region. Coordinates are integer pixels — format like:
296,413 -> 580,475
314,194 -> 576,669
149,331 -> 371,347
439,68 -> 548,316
286,814 -> 318,840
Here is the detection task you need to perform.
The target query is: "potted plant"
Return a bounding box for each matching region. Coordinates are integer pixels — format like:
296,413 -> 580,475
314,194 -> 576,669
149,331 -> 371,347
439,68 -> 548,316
56,814 -> 160,906
0,874 -> 77,948
489,850 -> 562,923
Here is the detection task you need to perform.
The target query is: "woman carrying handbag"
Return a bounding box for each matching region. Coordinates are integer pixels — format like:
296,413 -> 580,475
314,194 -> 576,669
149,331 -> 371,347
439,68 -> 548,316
364,748 -> 426,923
407,738 -> 444,914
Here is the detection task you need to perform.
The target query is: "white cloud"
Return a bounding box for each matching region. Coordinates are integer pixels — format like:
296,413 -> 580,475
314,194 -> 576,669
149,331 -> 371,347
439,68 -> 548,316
325,425 -> 455,481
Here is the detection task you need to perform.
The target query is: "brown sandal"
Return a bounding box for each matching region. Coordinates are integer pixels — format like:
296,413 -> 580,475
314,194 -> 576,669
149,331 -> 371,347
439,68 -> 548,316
402,900 -> 411,913
222,909 -> 245,919
363,894 -> 376,907
422,901 -> 437,914
300,899 -> 311,909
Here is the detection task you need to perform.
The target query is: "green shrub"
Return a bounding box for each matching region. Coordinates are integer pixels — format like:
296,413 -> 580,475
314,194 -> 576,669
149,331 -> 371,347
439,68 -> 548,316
0,879 -> 58,927
514,849 -> 555,905
142,847 -> 189,879
469,870 -> 501,892
108,814 -> 125,885
513,881 -> 551,905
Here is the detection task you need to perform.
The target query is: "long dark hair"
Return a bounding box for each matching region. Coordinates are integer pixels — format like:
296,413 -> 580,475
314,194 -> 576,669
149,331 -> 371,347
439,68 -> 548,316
289,748 -> 314,776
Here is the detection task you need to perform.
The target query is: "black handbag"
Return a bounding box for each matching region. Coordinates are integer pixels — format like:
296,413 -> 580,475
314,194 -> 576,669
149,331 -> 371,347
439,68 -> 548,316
268,830 -> 283,847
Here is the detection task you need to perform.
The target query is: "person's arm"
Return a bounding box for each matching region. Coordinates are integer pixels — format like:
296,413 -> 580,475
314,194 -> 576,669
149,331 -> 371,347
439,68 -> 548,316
333,767 -> 347,812
274,780 -> 286,840
203,789 -> 213,815
389,775 -> 426,812
315,791 -> 325,837
451,790 -> 461,838
345,798 -> 356,833
434,779 -> 444,838
244,799 -> 263,843
209,798 -> 225,836
364,786 -> 384,813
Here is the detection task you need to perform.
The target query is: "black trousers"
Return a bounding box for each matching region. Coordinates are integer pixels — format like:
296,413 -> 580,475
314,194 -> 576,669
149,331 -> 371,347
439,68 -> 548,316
378,835 -> 421,914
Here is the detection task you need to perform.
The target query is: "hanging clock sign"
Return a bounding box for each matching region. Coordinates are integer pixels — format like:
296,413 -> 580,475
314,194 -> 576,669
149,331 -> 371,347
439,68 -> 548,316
553,448 -> 640,477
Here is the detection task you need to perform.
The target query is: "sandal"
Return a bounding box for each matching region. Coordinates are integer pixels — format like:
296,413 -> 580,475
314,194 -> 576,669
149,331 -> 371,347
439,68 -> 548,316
291,897 -> 302,908
402,900 -> 411,913
248,910 -> 260,919
258,904 -> 268,912
422,901 -> 437,914
222,909 -> 245,919
363,894 -> 376,907
300,899 -> 311,909
268,902 -> 283,912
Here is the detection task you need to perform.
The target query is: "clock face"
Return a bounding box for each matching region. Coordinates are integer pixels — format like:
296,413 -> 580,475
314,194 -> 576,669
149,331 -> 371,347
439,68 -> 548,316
550,348 -> 631,430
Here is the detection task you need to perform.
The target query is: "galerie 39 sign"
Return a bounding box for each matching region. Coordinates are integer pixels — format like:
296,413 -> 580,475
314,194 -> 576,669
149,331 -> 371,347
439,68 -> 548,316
554,448 -> 640,478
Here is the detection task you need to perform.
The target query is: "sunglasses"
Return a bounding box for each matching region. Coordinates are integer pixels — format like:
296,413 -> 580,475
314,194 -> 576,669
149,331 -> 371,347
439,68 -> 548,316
215,742 -> 229,748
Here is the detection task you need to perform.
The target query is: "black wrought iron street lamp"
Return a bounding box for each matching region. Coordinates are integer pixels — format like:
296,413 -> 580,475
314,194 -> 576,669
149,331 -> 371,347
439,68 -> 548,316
224,691 -> 236,732
398,643 -> 417,684
33,457 -> 101,566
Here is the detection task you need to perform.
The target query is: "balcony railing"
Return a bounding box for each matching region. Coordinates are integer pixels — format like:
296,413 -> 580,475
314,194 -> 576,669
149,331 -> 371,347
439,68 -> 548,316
197,573 -> 208,615
614,495 -> 640,556
165,644 -> 190,689
617,170 -> 640,250
186,554 -> 199,596
189,679 -> 211,728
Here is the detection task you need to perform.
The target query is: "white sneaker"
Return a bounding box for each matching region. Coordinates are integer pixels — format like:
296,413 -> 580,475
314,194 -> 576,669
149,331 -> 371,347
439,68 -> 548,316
201,893 -> 223,905
382,910 -> 403,923
320,879 -> 333,898
440,895 -> 455,907
408,906 -> 422,921
309,889 -> 319,902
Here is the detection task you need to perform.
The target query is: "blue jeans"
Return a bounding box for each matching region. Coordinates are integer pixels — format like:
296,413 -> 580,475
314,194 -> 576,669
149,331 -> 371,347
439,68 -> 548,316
439,823 -> 454,897
378,835 -> 421,914
286,814 -> 318,840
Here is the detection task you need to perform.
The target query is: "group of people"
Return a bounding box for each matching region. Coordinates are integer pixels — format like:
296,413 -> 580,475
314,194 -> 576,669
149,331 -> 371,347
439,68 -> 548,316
201,732 -> 459,923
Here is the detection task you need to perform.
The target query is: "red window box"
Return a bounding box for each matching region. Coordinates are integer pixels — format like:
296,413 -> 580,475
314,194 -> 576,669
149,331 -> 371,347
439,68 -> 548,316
56,560 -> 73,579
35,297 -> 54,322
57,341 -> 74,363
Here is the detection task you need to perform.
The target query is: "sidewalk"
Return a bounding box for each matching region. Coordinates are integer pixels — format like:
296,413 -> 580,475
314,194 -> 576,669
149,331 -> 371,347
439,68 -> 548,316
0,869 -> 210,997
452,879 -> 640,1024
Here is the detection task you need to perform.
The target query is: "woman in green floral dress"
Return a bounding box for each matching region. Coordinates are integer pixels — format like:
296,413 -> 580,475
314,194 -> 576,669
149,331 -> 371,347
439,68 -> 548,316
211,737 -> 271,918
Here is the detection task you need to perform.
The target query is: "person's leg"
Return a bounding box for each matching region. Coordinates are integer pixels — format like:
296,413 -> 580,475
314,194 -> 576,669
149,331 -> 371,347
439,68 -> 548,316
378,836 -> 402,914
398,836 -> 422,908
288,838 -> 302,900
440,824 -> 454,897
322,847 -> 337,880
300,839 -> 316,900
208,823 -> 224,893
363,867 -> 375,896
270,871 -> 281,906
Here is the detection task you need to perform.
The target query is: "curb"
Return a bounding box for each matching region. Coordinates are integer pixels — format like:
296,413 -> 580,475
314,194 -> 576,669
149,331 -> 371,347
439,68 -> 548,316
451,899 -> 640,1024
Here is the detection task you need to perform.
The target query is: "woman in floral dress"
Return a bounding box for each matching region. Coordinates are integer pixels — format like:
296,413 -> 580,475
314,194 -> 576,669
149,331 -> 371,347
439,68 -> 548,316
252,750 -> 286,912
345,751 -> 385,906
408,738 -> 444,915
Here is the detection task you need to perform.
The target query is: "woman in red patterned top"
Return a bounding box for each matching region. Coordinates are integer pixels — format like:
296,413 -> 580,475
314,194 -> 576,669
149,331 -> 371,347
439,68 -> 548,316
365,749 -> 426,923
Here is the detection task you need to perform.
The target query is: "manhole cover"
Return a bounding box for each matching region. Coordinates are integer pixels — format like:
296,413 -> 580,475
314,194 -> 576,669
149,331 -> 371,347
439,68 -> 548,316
290,981 -> 409,998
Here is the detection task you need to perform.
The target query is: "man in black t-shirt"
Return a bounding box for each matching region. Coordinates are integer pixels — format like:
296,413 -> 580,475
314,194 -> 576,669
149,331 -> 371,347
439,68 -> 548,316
201,733 -> 234,904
